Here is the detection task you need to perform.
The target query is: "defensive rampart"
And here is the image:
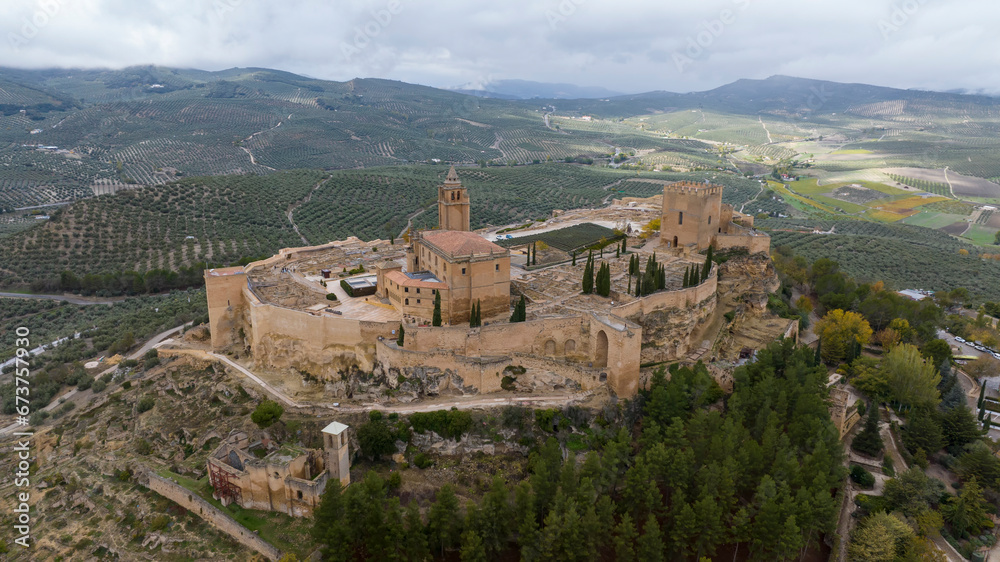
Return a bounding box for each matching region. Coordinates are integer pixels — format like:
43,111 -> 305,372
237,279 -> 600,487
144,471 -> 282,561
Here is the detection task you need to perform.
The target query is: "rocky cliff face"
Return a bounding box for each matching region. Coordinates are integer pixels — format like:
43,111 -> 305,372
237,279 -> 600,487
717,254 -> 780,310
630,296 -> 717,364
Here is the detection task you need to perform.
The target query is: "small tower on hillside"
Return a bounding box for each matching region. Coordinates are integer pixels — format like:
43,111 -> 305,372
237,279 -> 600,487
438,166 -> 470,232
321,421 -> 350,487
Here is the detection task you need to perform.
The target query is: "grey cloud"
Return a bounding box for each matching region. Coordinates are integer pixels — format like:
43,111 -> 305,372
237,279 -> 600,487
1,0 -> 998,94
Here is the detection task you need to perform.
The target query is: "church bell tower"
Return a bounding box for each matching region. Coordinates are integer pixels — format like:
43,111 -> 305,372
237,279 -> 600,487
437,166 -> 470,232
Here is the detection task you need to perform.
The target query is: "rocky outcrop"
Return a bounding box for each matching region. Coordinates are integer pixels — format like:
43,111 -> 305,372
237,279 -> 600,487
717,254 -> 780,310
630,296 -> 716,365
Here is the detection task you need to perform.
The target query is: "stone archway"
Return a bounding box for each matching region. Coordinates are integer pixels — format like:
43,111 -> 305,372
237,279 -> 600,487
594,330 -> 608,368
544,339 -> 556,355
673,235 -> 678,248
565,339 -> 576,354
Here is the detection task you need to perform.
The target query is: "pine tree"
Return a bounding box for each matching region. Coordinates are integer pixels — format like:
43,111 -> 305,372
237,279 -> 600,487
312,480 -> 350,562
403,500 -> 430,561
397,323 -> 405,346
613,513 -> 637,562
851,405 -> 884,457
637,513 -> 664,562
428,484 -> 462,557
432,290 -> 442,326
459,529 -> 487,562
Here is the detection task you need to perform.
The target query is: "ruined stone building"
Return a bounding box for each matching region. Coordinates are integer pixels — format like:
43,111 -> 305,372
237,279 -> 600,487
207,421 -> 350,517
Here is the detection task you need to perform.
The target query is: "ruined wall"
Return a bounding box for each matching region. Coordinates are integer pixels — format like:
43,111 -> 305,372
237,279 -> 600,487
612,265 -> 717,318
145,471 -> 281,561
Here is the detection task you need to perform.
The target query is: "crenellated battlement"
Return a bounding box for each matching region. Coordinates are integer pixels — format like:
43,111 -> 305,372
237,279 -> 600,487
663,181 -> 723,197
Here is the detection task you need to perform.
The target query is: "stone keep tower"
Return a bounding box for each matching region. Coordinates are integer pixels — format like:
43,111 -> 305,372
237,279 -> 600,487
660,181 -> 723,251
321,421 -> 351,487
438,166 -> 470,232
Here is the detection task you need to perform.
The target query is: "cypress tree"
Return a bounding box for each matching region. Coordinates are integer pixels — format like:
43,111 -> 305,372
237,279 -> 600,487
582,253 -> 594,294
616,246 -> 620,258
814,339 -> 822,366
658,264 -> 665,290
683,267 -> 689,288
572,251 -> 576,266
635,275 -> 642,297
397,323 -> 405,346
979,381 -> 987,408
432,291 -> 442,326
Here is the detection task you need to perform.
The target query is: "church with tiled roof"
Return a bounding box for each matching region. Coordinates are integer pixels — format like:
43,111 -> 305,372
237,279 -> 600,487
377,167 -> 511,325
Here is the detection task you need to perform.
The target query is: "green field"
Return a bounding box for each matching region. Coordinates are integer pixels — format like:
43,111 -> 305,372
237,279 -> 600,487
495,223 -> 620,253
963,224 -> 1000,246
901,212 -> 971,229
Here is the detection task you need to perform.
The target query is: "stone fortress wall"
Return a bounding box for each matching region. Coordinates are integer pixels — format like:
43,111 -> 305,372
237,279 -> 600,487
205,176 -> 771,400
144,470 -> 282,561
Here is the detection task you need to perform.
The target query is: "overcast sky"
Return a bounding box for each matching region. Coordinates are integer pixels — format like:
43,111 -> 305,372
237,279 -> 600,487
3,0 -> 999,94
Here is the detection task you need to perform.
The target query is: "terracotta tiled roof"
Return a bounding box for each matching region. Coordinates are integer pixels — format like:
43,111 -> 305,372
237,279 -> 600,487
421,230 -> 507,257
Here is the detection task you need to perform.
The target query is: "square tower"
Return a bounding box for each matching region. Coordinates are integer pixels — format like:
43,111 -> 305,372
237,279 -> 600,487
660,181 -> 723,251
438,166 -> 470,232
321,421 -> 351,487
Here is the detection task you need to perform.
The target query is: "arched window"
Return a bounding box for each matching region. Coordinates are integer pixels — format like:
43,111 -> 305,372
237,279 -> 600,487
678,211 -> 683,225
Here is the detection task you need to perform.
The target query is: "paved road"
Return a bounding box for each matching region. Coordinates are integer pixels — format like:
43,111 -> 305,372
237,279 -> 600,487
0,291 -> 121,306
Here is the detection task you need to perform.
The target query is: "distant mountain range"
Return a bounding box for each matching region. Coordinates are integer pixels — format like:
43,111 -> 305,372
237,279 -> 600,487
448,78 -> 625,100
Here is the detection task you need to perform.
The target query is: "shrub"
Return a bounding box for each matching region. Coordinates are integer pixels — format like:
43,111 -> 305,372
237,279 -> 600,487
92,379 -> 107,393
501,376 -> 516,391
413,453 -> 433,469
409,409 -> 473,441
148,515 -> 170,532
326,293 -> 337,301
387,471 -> 402,490
250,400 -> 284,429
135,439 -> 152,455
849,465 -> 876,489
137,396 -> 155,413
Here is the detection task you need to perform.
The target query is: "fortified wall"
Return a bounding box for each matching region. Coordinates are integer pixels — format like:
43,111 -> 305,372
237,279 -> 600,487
381,312 -> 642,397
143,470 -> 282,561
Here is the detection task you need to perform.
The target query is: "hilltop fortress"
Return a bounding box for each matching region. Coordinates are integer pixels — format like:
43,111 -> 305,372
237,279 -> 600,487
206,168 -> 785,399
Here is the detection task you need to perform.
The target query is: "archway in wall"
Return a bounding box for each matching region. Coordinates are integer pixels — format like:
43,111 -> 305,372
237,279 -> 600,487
595,330 -> 608,368
565,339 -> 576,354
673,236 -> 678,248
544,340 -> 556,355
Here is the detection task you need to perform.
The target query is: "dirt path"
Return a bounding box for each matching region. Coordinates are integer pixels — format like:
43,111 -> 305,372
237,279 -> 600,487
943,166 -> 957,199
739,182 -> 765,214
157,346 -> 594,414
286,176 -> 331,245
758,116 -> 773,144
240,120 -> 283,171
0,292 -> 123,306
